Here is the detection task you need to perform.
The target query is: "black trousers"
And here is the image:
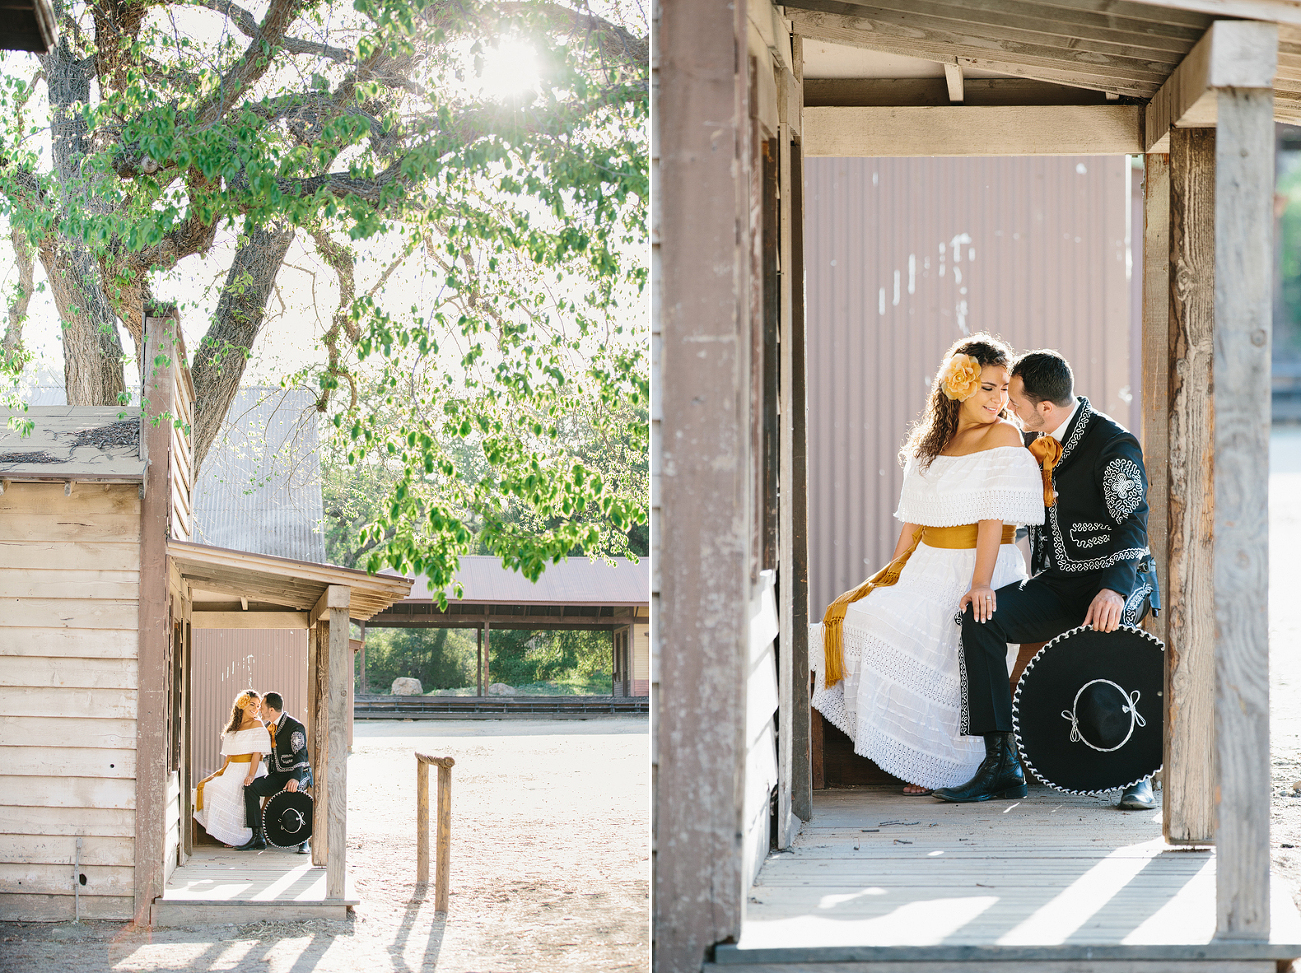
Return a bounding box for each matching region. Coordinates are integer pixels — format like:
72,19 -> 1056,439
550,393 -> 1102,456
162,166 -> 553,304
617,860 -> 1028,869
960,572 -> 1102,736
243,771 -> 299,835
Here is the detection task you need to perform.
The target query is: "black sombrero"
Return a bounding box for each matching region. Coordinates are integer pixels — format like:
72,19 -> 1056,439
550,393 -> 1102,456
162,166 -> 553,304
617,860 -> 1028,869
1012,624 -> 1164,796
263,789 -> 314,849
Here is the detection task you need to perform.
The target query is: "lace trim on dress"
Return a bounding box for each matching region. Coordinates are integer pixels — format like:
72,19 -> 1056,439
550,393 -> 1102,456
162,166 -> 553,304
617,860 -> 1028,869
895,489 -> 1046,528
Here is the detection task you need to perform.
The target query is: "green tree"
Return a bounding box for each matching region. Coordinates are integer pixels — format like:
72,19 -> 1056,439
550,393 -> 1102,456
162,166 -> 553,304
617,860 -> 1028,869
0,0 -> 647,587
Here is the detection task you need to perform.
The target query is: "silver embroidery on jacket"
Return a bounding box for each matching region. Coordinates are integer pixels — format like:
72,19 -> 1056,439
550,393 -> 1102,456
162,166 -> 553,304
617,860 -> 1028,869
1103,458 -> 1144,523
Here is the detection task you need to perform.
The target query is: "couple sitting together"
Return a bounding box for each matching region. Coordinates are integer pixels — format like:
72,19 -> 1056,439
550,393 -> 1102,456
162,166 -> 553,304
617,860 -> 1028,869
193,689 -> 314,852
812,335 -> 1157,809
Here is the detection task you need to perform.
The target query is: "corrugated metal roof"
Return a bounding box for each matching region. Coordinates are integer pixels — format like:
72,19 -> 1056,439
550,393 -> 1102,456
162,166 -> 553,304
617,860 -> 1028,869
0,406 -> 144,480
804,155 -> 1135,614
402,555 -> 649,606
192,388 -> 326,563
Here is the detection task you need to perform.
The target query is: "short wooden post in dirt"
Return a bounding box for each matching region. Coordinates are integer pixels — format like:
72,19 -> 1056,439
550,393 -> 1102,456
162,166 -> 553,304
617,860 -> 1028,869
416,753 -> 455,912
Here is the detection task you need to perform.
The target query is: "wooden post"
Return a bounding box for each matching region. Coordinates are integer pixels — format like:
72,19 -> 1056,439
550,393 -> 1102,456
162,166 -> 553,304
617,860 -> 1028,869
436,760 -> 452,913
416,759 -> 430,885
415,753 -> 454,913
1164,127 -> 1217,846
311,619 -> 328,867
482,621 -> 490,693
181,610 -> 193,858
1141,153 -> 1171,653
326,589 -> 351,900
1213,75 -> 1275,940
358,621 -> 367,695
475,624 -> 483,696
135,315 -> 178,922
788,35 -> 812,826
655,0 -> 753,963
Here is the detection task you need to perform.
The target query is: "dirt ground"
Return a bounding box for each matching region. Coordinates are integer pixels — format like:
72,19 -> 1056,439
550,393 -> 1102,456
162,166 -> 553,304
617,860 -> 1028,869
0,717 -> 649,973
1270,428 -> 1301,917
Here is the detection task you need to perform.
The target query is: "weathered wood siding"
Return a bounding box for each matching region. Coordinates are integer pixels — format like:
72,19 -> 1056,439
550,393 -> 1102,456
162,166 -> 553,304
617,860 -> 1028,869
0,481 -> 141,920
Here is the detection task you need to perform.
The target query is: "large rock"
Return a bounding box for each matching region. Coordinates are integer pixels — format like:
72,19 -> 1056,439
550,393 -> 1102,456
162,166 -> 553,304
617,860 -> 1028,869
391,677 -> 424,696
487,682 -> 517,696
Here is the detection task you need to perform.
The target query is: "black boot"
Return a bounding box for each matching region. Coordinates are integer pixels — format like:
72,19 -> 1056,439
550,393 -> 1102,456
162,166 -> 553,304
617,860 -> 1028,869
933,732 -> 1027,803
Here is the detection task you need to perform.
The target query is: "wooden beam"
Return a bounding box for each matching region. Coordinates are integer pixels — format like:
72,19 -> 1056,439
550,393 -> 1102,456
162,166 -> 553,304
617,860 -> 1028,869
803,105 -> 1142,157
943,61 -> 963,103
1126,0 -> 1301,27
655,0 -> 751,962
134,316 -> 176,922
787,8 -> 1159,98
1165,128 -> 1217,847
1145,20 -> 1280,152
189,612 -> 309,630
326,601 -> 350,899
1213,82 -> 1274,940
311,584 -> 350,623
1141,154 -> 1171,656
802,77 -> 1112,108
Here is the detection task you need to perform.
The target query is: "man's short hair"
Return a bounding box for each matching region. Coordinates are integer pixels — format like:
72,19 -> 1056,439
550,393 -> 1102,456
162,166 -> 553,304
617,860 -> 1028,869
264,692 -> 284,712
1012,350 -> 1074,407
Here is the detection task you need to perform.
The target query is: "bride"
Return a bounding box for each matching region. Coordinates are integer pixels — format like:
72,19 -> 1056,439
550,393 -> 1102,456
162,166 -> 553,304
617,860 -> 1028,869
811,334 -> 1046,794
193,690 -> 272,846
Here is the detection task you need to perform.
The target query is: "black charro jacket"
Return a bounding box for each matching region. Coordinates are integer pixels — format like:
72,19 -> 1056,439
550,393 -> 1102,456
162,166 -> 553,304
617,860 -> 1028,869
266,712 -> 313,788
1027,396 -> 1159,623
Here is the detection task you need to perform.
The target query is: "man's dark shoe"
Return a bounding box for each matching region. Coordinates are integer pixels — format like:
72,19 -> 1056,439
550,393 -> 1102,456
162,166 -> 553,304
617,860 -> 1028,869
933,732 -> 1028,803
296,841 -> 310,855
236,835 -> 266,851
1118,778 -> 1157,810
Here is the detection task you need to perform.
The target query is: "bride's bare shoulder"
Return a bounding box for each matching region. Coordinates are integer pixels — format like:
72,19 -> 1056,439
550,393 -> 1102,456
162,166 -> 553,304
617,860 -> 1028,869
981,420 -> 1025,449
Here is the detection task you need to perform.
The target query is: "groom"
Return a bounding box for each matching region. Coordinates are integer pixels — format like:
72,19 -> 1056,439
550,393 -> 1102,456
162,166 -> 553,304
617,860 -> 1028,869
237,691 -> 314,852
934,350 -> 1159,808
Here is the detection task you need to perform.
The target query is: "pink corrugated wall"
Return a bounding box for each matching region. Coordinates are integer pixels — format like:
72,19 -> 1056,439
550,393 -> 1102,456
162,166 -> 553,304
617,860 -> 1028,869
805,156 -> 1135,615
191,629 -> 310,781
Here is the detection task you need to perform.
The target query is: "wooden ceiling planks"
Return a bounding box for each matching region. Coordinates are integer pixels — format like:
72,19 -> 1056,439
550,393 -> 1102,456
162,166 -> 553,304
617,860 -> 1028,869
785,0 -> 1209,95
791,1 -> 1301,129
166,539 -> 412,621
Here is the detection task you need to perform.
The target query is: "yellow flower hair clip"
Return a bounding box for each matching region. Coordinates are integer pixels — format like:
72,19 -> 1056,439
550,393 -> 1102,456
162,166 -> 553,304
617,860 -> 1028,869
939,354 -> 983,402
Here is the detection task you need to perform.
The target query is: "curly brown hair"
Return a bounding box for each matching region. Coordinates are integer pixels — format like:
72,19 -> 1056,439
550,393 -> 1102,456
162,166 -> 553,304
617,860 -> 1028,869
224,690 -> 259,735
901,333 -> 1014,471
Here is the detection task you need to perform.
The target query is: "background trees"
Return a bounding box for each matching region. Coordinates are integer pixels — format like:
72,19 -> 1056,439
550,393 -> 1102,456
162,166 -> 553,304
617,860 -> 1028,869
0,0 -> 648,590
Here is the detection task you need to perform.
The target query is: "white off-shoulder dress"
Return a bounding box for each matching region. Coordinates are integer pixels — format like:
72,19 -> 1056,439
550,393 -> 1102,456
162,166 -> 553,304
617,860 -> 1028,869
193,726 -> 271,846
811,445 -> 1045,789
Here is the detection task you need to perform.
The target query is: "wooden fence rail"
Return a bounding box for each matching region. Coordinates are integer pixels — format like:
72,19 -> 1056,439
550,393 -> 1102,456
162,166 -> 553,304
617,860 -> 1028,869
415,752 -> 454,912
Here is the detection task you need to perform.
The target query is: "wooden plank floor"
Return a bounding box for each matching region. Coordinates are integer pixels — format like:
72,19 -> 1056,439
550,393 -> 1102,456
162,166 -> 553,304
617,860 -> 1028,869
151,846 -> 357,926
718,786 -> 1301,965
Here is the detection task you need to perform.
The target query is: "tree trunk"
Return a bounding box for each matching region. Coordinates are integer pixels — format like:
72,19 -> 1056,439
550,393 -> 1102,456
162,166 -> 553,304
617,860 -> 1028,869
41,36 -> 127,406
190,223 -> 296,473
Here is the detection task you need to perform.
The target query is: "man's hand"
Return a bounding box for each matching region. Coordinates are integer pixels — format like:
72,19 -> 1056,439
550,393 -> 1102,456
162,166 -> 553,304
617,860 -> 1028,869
1083,588 -> 1125,633
285,778 -> 299,793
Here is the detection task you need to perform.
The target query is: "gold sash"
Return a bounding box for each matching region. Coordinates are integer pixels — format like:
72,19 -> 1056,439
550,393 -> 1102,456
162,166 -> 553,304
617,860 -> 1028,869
195,753 -> 255,811
821,523 -> 1017,686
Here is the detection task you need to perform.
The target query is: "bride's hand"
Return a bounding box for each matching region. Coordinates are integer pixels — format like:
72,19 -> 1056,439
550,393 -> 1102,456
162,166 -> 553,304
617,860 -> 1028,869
960,584 -> 997,623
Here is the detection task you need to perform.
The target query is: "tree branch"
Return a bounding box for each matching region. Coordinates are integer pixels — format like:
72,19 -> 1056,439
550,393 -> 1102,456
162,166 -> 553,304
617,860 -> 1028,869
197,0 -> 310,126
191,0 -> 353,63
2,226 -> 35,359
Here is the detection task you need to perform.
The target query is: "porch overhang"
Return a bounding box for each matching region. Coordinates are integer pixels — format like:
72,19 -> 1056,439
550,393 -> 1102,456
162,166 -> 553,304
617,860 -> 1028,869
167,539 -> 413,622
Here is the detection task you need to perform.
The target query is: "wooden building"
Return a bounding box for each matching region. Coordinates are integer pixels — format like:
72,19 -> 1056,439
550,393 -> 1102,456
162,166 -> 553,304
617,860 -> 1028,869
364,555 -> 649,696
0,317 -> 411,923
654,2 -> 1298,969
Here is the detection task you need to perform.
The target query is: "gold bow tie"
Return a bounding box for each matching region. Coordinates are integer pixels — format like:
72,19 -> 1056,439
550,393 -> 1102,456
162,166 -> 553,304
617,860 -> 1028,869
1028,435 -> 1062,508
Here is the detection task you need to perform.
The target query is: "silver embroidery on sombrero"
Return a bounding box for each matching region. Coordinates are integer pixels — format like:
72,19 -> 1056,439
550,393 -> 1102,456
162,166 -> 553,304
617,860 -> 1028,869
1061,679 -> 1145,753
